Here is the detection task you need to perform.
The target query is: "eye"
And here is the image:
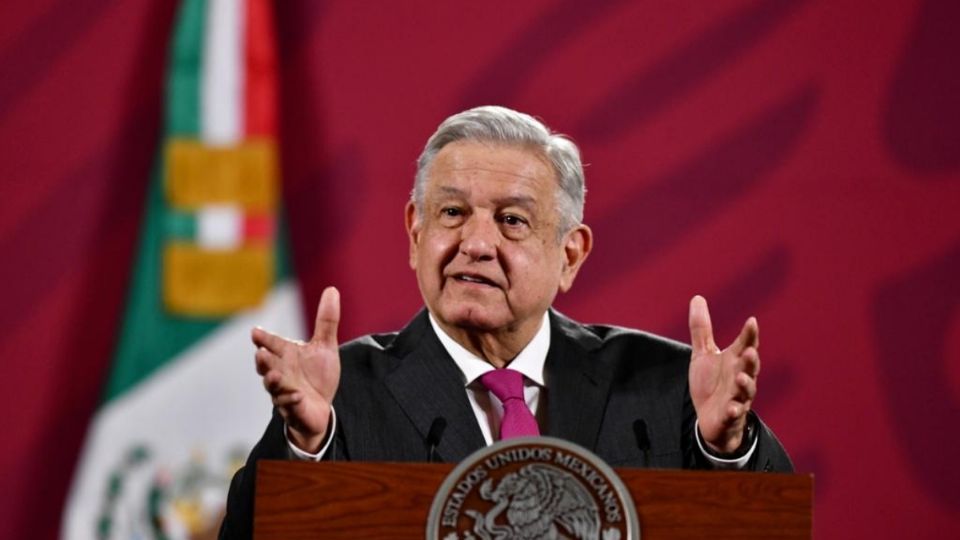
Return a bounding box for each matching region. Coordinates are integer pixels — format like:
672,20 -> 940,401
438,206 -> 466,226
498,214 -> 532,240
499,214 -> 528,227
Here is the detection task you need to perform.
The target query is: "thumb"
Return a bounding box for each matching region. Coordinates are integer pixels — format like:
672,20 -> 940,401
311,286 -> 340,346
688,295 -> 717,354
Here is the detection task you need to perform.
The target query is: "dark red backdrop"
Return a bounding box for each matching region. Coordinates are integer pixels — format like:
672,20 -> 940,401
1,1 -> 958,538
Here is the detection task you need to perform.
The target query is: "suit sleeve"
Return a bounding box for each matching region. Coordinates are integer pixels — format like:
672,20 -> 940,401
686,408 -> 794,472
749,414 -> 794,472
218,409 -> 349,540
218,410 -> 286,540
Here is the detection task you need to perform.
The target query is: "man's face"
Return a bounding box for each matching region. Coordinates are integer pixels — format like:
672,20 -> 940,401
406,141 -> 591,339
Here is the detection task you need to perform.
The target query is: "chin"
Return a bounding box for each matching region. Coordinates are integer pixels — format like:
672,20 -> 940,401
439,304 -> 510,332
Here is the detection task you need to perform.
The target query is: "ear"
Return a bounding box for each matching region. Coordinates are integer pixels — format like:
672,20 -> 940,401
558,224 -> 592,293
405,201 -> 421,270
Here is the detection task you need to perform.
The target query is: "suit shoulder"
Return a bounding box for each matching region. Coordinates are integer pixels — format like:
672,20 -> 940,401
341,331 -> 400,354
551,312 -> 691,394
588,324 -> 690,354
552,310 -> 690,356
590,326 -> 691,376
335,332 -> 403,383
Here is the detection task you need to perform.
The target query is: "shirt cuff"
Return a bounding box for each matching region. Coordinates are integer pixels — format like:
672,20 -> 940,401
694,419 -> 757,470
285,407 -> 337,461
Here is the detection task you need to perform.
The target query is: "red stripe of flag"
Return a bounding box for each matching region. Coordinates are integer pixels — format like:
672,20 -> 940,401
244,0 -> 278,138
243,212 -> 275,242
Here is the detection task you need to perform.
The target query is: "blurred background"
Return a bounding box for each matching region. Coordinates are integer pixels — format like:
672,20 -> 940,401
1,0 -> 958,538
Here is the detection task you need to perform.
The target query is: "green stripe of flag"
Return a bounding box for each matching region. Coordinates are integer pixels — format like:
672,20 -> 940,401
167,0 -> 206,137
165,209 -> 197,241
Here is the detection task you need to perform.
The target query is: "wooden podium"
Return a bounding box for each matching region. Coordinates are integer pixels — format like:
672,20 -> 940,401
254,460 -> 812,539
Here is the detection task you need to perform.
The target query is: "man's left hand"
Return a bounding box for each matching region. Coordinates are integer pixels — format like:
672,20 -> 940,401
687,295 -> 759,454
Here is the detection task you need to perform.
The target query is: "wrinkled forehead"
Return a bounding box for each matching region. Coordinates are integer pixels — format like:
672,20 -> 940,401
424,141 -> 559,197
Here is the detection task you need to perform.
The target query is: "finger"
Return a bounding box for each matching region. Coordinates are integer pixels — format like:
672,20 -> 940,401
255,347 -> 279,376
688,295 -> 718,354
733,371 -> 757,402
261,369 -> 285,394
263,370 -> 302,399
260,353 -> 297,395
740,346 -> 760,379
272,392 -> 303,408
726,401 -> 747,421
311,286 -> 341,346
730,316 -> 759,355
252,327 -> 291,355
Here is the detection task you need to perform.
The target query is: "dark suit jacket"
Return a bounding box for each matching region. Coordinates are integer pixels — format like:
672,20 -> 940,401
219,309 -> 792,538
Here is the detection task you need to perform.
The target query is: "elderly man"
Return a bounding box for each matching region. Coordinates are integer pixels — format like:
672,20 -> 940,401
219,106 -> 791,537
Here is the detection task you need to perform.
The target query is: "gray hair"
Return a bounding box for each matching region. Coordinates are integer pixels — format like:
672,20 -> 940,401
413,105 -> 585,234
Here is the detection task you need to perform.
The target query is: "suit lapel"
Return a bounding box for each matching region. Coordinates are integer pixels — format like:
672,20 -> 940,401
545,311 -> 612,450
383,311 -> 486,462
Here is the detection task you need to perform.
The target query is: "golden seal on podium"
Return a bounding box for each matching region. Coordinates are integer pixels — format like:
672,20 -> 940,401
427,436 -> 640,540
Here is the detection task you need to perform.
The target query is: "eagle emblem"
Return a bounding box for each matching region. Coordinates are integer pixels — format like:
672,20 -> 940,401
429,437 -> 637,540
464,463 -> 603,540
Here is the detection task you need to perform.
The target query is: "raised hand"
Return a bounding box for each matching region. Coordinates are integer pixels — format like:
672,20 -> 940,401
253,286 -> 342,453
687,295 -> 759,453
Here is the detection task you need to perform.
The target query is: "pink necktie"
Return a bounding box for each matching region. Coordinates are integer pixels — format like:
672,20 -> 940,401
480,368 -> 540,439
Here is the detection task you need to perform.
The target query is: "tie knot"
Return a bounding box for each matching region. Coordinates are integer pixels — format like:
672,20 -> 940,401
480,368 -> 525,403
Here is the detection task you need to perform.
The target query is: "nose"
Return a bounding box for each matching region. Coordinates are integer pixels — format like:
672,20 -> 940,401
459,213 -> 499,261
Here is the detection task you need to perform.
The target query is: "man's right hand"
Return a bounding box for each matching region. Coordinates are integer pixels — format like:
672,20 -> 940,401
253,286 -> 341,453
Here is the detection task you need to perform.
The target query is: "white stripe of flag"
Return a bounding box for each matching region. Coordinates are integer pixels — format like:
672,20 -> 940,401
202,0 -> 245,145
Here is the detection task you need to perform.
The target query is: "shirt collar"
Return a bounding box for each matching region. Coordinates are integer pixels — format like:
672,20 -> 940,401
428,311 -> 550,387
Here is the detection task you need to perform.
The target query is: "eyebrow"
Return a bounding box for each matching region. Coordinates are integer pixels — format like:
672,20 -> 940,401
433,186 -> 537,211
493,195 -> 536,210
436,186 -> 467,197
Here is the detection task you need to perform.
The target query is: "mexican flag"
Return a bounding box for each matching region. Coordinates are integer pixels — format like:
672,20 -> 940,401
62,0 -> 303,537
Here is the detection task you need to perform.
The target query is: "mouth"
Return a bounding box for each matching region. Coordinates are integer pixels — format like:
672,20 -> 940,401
451,273 -> 499,288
